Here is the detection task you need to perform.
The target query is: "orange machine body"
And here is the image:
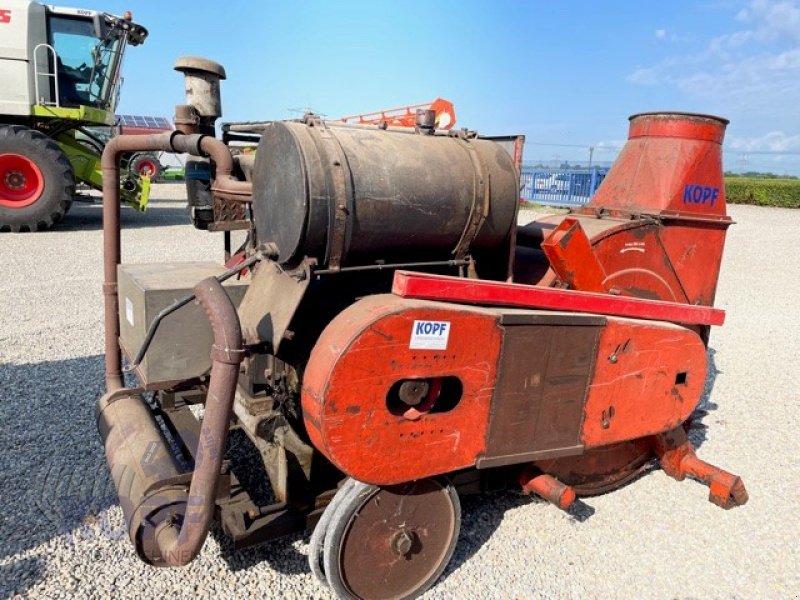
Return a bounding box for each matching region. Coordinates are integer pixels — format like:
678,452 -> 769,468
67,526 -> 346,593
518,113 -> 733,308
302,294 -> 706,485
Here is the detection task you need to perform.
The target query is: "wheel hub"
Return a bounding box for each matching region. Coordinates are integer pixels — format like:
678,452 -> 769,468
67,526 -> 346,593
390,529 -> 417,557
5,171 -> 25,189
0,153 -> 44,208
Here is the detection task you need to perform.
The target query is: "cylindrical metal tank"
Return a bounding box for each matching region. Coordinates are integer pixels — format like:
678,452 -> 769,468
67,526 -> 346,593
251,121 -> 519,268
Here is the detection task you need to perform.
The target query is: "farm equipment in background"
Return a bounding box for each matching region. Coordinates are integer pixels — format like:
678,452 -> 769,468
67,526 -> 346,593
338,97 -> 457,130
79,115 -> 173,182
95,57 -> 747,600
0,0 -> 148,231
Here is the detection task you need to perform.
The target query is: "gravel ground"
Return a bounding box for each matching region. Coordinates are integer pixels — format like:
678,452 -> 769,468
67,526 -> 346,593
0,184 -> 798,599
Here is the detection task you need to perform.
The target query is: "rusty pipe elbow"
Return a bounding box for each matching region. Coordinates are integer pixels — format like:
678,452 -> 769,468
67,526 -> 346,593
154,277 -> 244,566
197,135 -> 252,200
101,132 -> 179,391
169,134 -> 252,201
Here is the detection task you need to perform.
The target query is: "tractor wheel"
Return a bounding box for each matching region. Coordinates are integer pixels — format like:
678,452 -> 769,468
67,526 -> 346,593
322,478 -> 461,600
129,154 -> 162,181
0,125 -> 74,232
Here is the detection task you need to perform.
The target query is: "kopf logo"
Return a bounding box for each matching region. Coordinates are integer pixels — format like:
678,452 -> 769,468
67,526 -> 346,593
410,320 -> 451,350
683,184 -> 720,207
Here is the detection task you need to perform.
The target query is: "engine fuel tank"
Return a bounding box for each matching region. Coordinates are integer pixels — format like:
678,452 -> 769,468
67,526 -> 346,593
251,121 -> 519,268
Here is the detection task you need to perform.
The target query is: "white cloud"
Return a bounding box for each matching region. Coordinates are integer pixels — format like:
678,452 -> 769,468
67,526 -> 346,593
655,28 -> 667,40
728,130 -> 800,151
627,0 -> 800,156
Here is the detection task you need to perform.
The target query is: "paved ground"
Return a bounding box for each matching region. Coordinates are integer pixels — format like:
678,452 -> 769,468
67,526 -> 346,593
0,185 -> 798,599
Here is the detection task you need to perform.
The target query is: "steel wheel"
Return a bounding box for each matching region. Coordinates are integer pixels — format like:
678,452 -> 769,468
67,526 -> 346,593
322,478 -> 460,600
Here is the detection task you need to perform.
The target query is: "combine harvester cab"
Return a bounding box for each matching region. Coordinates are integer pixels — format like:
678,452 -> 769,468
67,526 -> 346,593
94,56 -> 746,600
0,0 -> 148,231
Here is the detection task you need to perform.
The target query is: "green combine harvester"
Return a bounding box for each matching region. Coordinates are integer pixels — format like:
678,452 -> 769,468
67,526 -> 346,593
0,0 -> 149,231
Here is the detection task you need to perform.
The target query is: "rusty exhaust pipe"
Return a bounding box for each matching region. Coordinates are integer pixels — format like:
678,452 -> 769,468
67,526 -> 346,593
101,131 -> 251,391
99,126 -> 250,565
97,277 -> 244,566
102,132 -> 175,390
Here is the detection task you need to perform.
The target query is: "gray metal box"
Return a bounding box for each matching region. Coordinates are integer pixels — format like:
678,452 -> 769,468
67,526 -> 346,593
118,262 -> 249,385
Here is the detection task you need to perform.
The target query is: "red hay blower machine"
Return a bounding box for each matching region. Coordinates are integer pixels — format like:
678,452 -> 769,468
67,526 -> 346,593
96,57 -> 747,600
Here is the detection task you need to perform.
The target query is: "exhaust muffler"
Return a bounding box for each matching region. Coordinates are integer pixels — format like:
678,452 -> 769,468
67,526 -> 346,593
97,277 -> 244,566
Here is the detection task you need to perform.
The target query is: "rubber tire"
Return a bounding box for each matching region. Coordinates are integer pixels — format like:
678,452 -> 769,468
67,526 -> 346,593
0,125 -> 74,232
322,479 -> 461,600
308,478 -> 356,583
129,153 -> 162,181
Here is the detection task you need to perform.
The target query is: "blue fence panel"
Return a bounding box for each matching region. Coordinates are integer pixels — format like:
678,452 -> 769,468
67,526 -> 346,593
520,167 -> 609,206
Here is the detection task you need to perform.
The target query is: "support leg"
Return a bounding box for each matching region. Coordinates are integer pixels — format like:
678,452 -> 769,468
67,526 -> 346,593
653,427 -> 748,509
519,469 -> 576,510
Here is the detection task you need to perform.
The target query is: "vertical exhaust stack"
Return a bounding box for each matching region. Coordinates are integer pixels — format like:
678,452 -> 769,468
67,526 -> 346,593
590,112 -> 730,219
173,56 -> 228,228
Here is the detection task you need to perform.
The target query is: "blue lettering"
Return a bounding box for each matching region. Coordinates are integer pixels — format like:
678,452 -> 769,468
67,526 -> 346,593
684,184 -> 721,206
416,322 -> 424,335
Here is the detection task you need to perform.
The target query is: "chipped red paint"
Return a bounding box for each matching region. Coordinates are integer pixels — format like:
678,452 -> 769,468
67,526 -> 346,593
581,318 -> 707,448
301,294 -> 502,485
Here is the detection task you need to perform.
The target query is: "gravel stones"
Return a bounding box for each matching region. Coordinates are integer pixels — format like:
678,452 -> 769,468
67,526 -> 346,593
0,190 -> 797,598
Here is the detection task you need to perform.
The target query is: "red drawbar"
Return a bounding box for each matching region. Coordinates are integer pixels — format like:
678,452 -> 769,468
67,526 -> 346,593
392,271 -> 725,327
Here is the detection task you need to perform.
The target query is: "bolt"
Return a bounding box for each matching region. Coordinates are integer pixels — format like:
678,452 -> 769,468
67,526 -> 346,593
391,529 -> 416,557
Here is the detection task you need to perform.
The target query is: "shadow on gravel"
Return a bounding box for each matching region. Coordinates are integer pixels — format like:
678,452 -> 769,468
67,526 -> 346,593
442,490 -> 596,580
0,556 -> 47,598
687,347 -> 721,450
0,355 -> 115,596
52,201 -> 190,232
212,429 -> 309,575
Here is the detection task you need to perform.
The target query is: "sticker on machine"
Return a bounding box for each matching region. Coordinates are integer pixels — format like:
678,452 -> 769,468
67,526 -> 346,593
125,297 -> 134,327
410,320 -> 451,350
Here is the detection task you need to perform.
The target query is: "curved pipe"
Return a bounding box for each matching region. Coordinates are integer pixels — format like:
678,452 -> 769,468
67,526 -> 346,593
101,132 -> 252,391
154,276 -> 244,566
95,277 -> 244,566
102,132 -> 176,390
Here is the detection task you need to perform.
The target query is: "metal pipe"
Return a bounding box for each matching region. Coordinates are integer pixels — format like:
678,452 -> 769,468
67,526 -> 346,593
96,277 -> 244,566
101,131 -> 252,391
519,469 -> 576,510
154,276 -> 244,566
102,132 -> 176,391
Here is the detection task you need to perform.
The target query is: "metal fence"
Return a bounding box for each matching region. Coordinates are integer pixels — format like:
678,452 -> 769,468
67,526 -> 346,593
520,167 -> 609,206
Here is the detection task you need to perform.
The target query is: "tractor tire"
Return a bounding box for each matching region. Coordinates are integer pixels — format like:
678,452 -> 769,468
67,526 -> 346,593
129,154 -> 162,181
0,125 -> 75,232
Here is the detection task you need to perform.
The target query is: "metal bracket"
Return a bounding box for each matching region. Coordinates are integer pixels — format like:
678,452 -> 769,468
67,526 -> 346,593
452,137 -> 491,259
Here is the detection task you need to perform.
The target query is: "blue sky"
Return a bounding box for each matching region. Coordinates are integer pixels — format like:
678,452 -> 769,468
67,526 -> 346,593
88,0 -> 800,173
